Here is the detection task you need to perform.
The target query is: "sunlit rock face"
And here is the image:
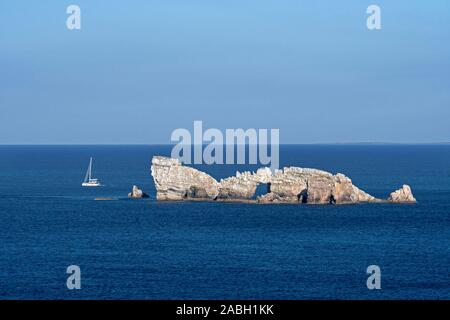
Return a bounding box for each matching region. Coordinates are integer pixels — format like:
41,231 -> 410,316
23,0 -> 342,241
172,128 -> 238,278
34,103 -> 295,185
128,185 -> 149,199
151,156 -> 415,205
216,168 -> 273,200
258,168 -> 376,204
388,185 -> 417,203
151,156 -> 220,201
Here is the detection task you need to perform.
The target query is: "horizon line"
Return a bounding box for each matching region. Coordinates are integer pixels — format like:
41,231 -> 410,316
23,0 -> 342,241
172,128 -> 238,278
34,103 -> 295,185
1,142 -> 450,146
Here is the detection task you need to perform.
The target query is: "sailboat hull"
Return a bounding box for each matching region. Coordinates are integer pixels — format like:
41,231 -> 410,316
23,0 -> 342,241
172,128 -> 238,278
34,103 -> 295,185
82,182 -> 101,187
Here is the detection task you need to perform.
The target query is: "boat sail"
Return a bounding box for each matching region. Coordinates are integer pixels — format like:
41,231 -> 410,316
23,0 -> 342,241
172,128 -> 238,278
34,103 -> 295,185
82,157 -> 101,187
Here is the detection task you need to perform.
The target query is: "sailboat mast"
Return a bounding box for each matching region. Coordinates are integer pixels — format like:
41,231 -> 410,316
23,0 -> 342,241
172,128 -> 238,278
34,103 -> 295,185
89,157 -> 93,180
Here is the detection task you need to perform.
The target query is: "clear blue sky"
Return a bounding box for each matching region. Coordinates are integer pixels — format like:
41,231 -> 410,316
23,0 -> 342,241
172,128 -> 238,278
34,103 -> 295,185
1,1 -> 449,144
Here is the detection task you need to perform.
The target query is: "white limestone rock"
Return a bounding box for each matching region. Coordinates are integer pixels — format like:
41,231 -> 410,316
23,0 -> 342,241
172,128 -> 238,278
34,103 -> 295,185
128,185 -> 149,199
388,185 -> 417,203
151,156 -> 220,201
151,156 -> 415,205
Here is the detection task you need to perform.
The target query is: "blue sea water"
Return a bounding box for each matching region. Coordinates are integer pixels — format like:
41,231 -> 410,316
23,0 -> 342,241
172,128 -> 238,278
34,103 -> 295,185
0,145 -> 449,300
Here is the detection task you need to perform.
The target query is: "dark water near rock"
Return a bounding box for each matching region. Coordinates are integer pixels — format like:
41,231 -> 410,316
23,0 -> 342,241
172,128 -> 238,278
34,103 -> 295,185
0,145 -> 449,299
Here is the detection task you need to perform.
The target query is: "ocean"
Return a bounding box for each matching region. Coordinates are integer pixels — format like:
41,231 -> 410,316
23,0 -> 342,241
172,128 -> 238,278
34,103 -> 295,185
0,145 -> 449,299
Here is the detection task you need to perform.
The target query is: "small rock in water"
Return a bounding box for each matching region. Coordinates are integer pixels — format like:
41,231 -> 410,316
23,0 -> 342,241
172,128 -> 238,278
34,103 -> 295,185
128,185 -> 149,199
388,185 -> 417,203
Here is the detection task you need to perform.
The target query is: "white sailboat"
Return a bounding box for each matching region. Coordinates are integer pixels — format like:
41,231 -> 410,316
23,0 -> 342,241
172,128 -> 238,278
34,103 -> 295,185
82,157 -> 101,187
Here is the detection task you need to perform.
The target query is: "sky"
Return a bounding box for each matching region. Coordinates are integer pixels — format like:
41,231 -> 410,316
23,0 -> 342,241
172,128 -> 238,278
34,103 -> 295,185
0,0 -> 449,144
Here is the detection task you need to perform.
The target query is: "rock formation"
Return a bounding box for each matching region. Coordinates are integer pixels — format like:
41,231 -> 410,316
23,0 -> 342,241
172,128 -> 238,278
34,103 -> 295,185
128,185 -> 149,199
217,168 -> 272,200
388,185 -> 417,203
151,156 -> 219,200
258,168 -> 376,204
151,156 -> 416,204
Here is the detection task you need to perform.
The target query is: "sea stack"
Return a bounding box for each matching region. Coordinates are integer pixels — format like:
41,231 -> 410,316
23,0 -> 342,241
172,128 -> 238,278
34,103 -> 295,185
150,156 -> 417,205
388,185 -> 417,203
128,185 -> 149,199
